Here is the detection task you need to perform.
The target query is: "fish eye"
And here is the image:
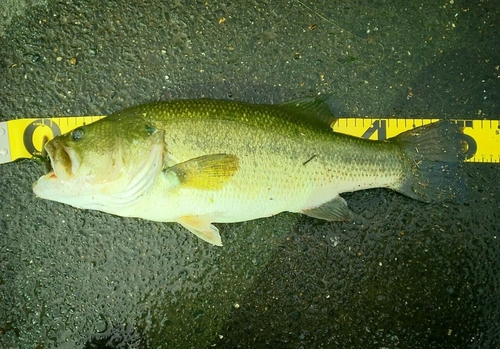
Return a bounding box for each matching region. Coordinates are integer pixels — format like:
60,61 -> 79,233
72,128 -> 85,141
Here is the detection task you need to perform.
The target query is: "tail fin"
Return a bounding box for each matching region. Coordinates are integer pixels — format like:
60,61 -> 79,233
392,121 -> 468,203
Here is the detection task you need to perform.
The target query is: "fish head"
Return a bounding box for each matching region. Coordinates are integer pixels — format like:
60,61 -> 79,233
33,114 -> 166,210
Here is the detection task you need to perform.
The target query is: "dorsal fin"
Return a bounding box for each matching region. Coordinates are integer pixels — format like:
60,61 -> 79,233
276,95 -> 337,130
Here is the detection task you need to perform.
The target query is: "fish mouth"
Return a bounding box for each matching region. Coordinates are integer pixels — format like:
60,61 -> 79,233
44,139 -> 80,180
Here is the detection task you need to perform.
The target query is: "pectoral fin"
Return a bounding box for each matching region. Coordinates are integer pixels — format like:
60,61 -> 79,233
178,215 -> 222,246
302,196 -> 354,221
165,154 -> 239,190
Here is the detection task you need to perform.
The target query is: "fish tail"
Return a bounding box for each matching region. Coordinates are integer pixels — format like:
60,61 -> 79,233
392,121 -> 468,203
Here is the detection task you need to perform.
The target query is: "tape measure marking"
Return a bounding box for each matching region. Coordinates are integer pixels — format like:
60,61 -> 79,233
0,116 -> 498,164
332,118 -> 499,163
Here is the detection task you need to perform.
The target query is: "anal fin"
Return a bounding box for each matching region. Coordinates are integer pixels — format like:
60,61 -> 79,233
302,196 -> 354,221
178,215 -> 223,246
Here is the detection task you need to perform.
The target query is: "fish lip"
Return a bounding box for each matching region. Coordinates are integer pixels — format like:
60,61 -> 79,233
43,141 -> 56,175
44,139 -> 79,179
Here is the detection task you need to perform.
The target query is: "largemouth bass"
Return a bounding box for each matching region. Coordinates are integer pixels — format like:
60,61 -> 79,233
33,96 -> 467,246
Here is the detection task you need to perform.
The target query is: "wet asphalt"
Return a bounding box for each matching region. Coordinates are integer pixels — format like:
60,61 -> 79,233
0,0 -> 499,348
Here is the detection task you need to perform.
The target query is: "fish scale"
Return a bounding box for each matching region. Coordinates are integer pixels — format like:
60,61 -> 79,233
33,96 -> 467,246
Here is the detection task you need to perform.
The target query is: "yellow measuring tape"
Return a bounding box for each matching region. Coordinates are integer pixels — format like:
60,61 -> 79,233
0,116 -> 498,164
0,116 -> 105,165
333,118 -> 499,163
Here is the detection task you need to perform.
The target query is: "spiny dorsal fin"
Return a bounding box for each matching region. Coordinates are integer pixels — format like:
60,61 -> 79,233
277,95 -> 337,130
165,154 -> 239,190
